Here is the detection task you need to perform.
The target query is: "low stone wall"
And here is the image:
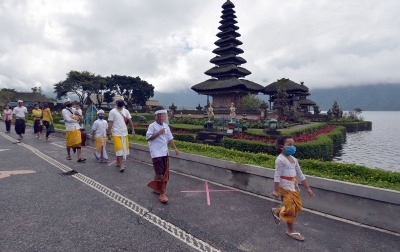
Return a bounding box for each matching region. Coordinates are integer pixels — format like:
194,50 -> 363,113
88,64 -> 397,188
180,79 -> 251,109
53,129 -> 400,233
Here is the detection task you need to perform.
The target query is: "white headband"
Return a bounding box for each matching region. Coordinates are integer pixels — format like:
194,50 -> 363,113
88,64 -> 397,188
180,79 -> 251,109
97,109 -> 104,114
18,100 -> 23,103
155,110 -> 167,115
63,98 -> 71,104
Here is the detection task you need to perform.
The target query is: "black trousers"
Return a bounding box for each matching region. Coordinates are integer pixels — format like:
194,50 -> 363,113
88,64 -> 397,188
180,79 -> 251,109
5,120 -> 11,132
43,121 -> 51,138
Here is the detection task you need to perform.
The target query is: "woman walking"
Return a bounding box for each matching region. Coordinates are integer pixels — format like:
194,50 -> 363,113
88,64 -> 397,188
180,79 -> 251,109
3,105 -> 12,133
32,103 -> 42,139
41,104 -> 54,141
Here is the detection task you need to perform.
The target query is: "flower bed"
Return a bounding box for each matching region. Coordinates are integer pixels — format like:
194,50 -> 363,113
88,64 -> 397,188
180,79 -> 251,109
233,126 -> 337,143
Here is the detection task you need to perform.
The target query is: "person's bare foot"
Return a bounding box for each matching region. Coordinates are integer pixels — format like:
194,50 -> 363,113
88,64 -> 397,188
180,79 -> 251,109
159,194 -> 168,203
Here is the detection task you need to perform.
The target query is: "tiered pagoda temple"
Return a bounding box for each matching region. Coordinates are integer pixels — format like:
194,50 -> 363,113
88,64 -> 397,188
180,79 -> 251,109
264,78 -> 317,113
191,0 -> 264,111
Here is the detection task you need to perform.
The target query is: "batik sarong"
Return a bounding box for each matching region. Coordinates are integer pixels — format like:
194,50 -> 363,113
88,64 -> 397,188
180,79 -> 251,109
33,119 -> 41,133
278,187 -> 303,224
15,118 -> 26,135
113,136 -> 129,159
147,156 -> 170,195
5,120 -> 11,132
94,136 -> 108,160
66,128 -> 82,148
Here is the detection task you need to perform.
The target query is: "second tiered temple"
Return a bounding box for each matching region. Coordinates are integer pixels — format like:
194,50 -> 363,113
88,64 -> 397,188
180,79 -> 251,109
191,0 -> 264,111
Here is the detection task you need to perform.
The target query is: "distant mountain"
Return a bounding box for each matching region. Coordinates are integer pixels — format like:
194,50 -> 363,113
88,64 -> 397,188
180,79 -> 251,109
42,83 -> 400,111
309,84 -> 400,111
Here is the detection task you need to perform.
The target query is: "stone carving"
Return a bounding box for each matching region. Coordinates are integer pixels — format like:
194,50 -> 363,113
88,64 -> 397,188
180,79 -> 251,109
207,103 -> 214,122
229,102 -> 236,122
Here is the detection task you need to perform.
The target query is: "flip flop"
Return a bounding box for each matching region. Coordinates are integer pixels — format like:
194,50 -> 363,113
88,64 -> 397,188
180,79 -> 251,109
271,209 -> 280,225
77,158 -> 86,162
286,232 -> 305,241
66,156 -> 72,160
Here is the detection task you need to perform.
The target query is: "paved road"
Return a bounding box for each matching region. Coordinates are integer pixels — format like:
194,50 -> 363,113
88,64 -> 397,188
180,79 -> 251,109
0,123 -> 399,252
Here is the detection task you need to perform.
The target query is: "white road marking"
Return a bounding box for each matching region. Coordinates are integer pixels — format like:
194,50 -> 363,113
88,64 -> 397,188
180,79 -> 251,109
0,170 -> 36,179
0,132 -> 220,252
0,149 -> 10,152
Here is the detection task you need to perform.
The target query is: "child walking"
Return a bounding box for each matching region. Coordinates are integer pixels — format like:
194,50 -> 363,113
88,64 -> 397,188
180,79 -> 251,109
91,110 -> 108,163
271,135 -> 315,241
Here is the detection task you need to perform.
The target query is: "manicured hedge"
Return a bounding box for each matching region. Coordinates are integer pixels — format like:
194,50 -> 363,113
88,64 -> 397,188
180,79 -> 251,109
127,134 -> 400,191
328,121 -> 372,132
222,126 -> 346,160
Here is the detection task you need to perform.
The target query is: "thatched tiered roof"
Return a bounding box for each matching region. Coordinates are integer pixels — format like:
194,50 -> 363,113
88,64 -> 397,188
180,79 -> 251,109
192,0 -> 263,94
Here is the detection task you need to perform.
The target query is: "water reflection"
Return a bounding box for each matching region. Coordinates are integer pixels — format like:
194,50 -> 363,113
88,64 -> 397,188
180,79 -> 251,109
332,111 -> 400,172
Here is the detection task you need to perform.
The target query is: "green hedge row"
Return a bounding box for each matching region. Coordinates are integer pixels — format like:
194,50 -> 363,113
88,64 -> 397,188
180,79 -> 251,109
127,134 -> 400,191
328,121 -> 372,132
222,126 -> 346,160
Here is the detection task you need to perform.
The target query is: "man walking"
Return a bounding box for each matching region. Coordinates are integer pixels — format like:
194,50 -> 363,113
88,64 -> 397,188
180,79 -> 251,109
146,108 -> 179,203
107,96 -> 135,172
12,100 -> 28,140
62,98 -> 85,162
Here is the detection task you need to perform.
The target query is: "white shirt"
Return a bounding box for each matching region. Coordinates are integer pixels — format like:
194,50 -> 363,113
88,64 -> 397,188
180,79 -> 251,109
3,109 -> 12,121
146,121 -> 173,158
274,154 -> 306,192
108,108 -> 131,136
74,109 -> 83,116
92,119 -> 108,137
12,106 -> 28,118
62,107 -> 81,131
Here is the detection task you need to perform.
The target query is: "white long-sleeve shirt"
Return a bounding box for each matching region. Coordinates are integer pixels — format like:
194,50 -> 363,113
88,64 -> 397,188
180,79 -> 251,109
274,154 -> 306,192
62,107 -> 80,131
146,121 -> 173,158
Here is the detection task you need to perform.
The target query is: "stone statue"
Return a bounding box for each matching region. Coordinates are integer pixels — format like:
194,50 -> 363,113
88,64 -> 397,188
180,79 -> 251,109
207,103 -> 214,121
313,105 -> 320,115
229,102 -> 236,122
332,101 -> 340,118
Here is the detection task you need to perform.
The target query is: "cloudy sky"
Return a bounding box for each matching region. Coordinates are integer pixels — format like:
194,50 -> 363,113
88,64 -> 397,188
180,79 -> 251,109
1,0 -> 400,96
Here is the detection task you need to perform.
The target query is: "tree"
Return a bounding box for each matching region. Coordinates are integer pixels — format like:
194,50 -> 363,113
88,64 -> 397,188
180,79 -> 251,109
106,75 -> 154,109
54,70 -> 101,107
273,82 -> 289,119
0,91 -> 13,104
103,91 -> 115,105
237,92 -> 263,111
1,88 -> 16,92
31,87 -> 42,93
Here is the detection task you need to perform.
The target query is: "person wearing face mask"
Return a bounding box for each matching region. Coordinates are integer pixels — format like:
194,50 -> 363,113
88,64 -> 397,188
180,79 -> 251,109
91,109 -> 108,163
32,103 -> 42,139
3,105 -> 13,133
107,96 -> 135,172
62,98 -> 85,162
270,135 -> 315,242
146,108 -> 179,203
12,100 -> 28,140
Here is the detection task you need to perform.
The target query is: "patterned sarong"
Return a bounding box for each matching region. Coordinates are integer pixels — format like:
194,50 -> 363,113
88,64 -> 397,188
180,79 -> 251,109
66,128 -> 82,148
15,118 -> 26,135
113,136 -> 129,159
147,156 -> 170,195
278,187 -> 303,224
33,119 -> 41,133
94,136 -> 108,160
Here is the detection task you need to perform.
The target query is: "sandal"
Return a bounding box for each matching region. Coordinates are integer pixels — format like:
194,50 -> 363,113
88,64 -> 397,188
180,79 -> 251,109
271,209 -> 280,225
66,156 -> 72,160
286,231 -> 305,241
77,158 -> 86,162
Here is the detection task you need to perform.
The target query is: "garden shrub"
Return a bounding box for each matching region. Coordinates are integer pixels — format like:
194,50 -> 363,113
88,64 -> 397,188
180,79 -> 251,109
328,121 -> 372,132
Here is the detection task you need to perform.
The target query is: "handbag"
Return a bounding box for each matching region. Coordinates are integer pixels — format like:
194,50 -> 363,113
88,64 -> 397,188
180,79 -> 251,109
118,110 -> 129,125
47,124 -> 56,133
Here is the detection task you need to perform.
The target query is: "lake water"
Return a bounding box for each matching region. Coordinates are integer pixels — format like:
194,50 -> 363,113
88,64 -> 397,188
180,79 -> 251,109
332,111 -> 400,172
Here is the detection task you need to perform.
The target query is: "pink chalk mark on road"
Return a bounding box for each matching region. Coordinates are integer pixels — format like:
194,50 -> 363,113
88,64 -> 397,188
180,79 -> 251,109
181,181 -> 236,205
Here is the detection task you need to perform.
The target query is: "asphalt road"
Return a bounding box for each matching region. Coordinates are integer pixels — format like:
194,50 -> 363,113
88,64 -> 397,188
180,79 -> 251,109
1,123 -> 399,252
